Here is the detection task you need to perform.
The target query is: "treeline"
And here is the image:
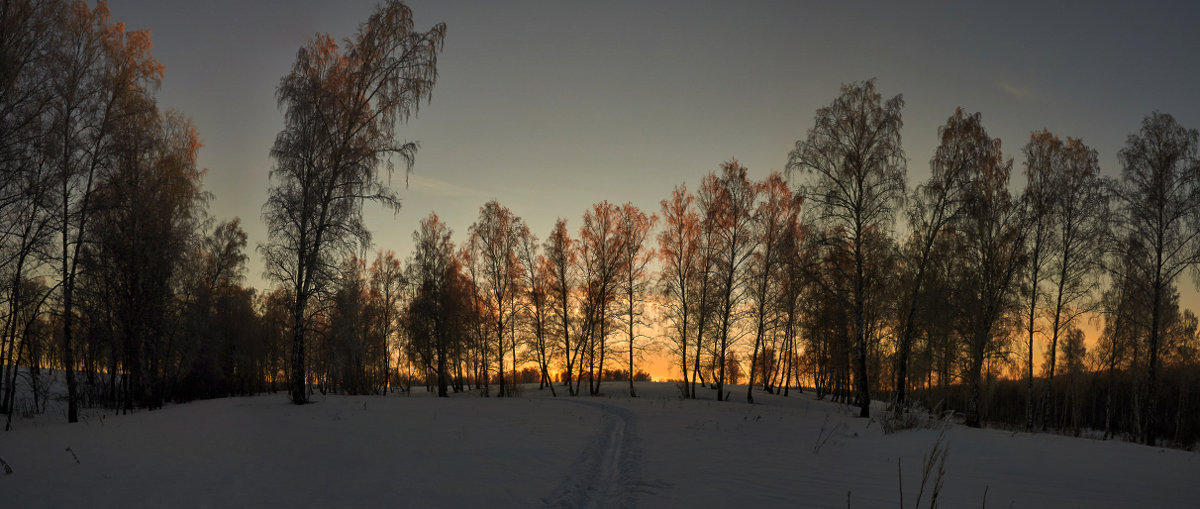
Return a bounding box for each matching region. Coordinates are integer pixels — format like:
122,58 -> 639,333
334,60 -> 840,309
0,0 -> 285,428
3,0 -> 1198,451
267,77 -> 1198,451
285,74 -> 1198,450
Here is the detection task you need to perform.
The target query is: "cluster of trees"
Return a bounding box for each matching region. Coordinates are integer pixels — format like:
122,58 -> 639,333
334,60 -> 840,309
0,0 -> 281,428
396,201 -> 660,400
773,81 -> 1200,449
3,1 -> 1197,451
261,198 -> 664,400
350,80 -> 1196,450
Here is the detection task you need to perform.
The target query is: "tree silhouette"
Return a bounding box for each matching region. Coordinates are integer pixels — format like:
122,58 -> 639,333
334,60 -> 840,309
577,201 -> 624,396
405,213 -> 458,397
700,160 -> 759,402
952,111 -> 1024,428
48,1 -> 164,421
88,108 -> 205,410
368,251 -> 404,394
517,224 -> 556,396
1108,112 -> 1200,445
894,108 -> 973,410
616,203 -> 656,397
468,201 -> 525,397
260,1 -> 444,404
658,184 -> 701,396
1040,135 -> 1107,431
786,79 -> 906,418
1018,129 -> 1061,430
0,0 -> 59,419
543,219 -> 579,395
745,172 -> 801,403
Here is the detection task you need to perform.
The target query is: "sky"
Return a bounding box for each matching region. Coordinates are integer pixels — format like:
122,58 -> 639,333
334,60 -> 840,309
105,0 -> 1200,377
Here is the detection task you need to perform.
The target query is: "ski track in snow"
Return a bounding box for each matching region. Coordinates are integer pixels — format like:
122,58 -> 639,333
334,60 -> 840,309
543,399 -> 642,508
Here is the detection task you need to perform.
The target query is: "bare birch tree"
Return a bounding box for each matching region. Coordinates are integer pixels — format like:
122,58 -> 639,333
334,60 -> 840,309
261,1 -> 444,404
786,79 -> 906,417
616,203 -> 656,397
1019,130 -> 1061,430
544,219 -> 578,395
517,226 -> 556,396
701,160 -> 759,402
577,201 -> 623,396
0,0 -> 60,416
953,111 -> 1025,428
368,250 -> 404,394
893,108 -> 973,411
658,184 -> 700,396
468,201 -> 524,396
746,172 -> 800,403
1041,136 -> 1107,431
405,213 -> 456,397
1108,112 -> 1200,445
48,2 -> 164,421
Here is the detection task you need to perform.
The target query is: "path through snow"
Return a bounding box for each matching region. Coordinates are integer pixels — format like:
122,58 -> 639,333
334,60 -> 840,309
543,399 -> 642,508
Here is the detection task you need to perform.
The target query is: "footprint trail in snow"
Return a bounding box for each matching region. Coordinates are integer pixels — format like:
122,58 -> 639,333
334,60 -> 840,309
543,399 -> 642,508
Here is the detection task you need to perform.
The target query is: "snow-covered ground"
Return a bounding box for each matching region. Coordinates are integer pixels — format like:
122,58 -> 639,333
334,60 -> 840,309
2,382 -> 1198,508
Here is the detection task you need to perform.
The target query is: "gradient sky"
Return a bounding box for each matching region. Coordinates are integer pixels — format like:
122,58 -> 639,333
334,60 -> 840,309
105,1 -> 1200,374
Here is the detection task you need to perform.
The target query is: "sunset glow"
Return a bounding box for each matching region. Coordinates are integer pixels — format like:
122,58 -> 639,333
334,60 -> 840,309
4,2 -> 1200,506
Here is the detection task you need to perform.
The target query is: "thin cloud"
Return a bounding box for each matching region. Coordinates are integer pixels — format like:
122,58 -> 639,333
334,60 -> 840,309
999,81 -> 1031,98
407,173 -> 490,199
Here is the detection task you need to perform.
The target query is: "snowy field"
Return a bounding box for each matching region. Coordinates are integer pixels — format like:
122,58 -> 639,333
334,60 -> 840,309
2,381 -> 1198,508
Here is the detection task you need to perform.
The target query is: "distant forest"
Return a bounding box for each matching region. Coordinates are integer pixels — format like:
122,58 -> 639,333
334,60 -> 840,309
2,0 -> 1198,449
